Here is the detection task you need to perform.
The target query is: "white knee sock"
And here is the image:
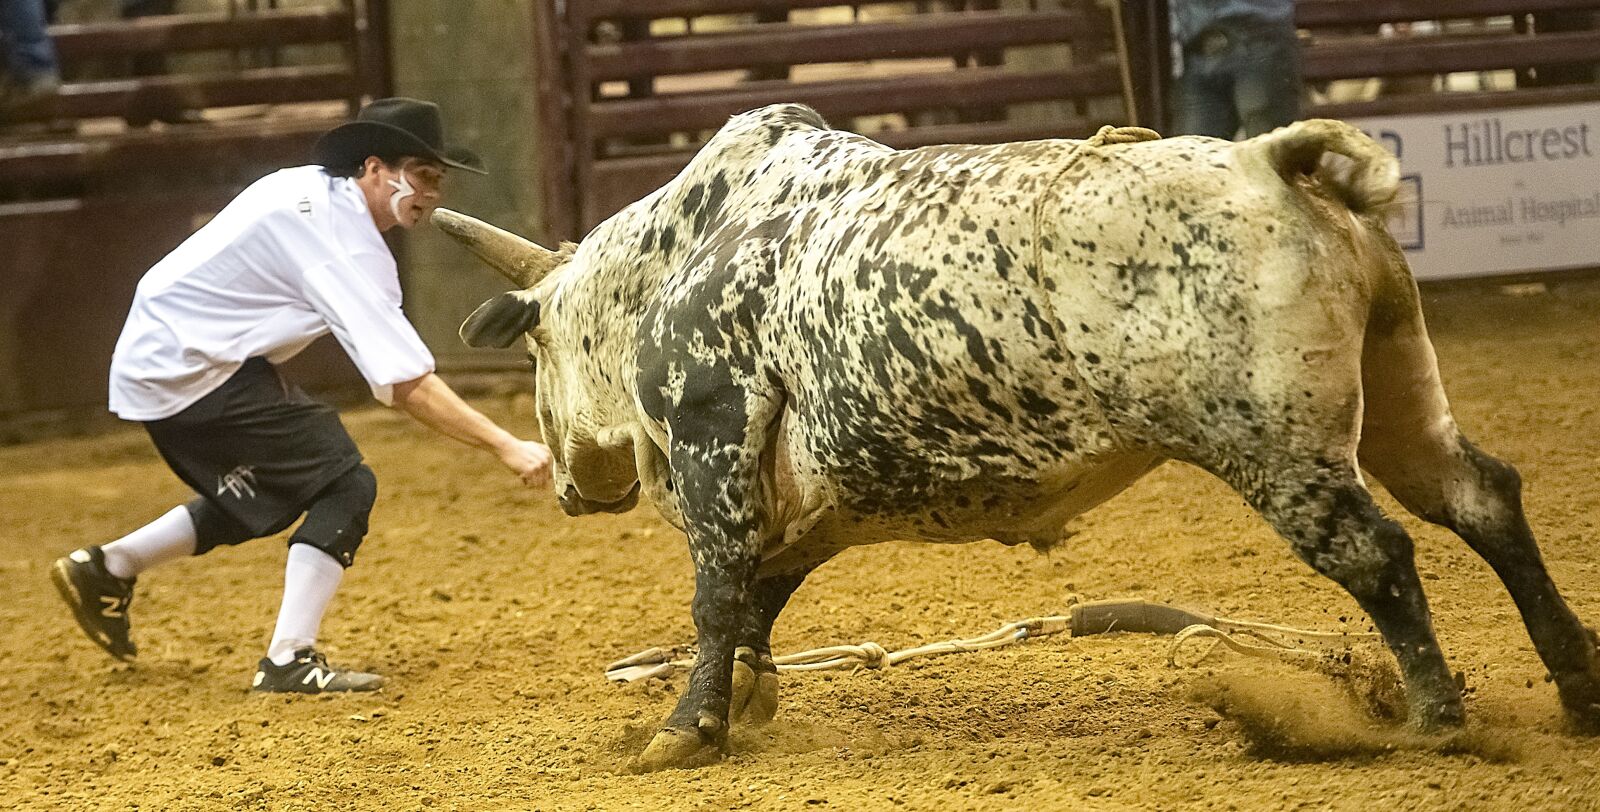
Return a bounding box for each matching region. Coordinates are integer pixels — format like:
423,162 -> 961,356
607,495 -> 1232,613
101,506 -> 198,580
267,544 -> 345,666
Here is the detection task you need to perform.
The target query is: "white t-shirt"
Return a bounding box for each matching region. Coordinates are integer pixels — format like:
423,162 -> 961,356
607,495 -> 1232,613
108,166 -> 436,420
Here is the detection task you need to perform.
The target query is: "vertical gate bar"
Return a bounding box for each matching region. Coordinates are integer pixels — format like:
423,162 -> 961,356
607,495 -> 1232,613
533,0 -> 578,243
1120,0 -> 1170,132
566,1 -> 600,235
354,0 -> 395,106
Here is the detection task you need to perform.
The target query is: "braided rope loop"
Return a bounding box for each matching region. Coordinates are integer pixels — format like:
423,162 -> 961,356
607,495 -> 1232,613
603,600 -> 1376,683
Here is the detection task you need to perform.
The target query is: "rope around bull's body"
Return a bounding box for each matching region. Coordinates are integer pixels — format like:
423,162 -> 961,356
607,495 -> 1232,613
603,598 -> 1379,683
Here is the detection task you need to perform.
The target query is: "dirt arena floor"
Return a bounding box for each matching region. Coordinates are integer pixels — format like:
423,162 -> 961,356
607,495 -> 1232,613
3,277 -> 1599,811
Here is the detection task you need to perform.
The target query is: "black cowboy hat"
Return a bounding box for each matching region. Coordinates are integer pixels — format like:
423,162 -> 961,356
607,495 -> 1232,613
313,97 -> 487,175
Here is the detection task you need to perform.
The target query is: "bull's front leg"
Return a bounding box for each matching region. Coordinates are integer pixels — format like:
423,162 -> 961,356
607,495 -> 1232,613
637,393 -> 778,771
638,530 -> 761,771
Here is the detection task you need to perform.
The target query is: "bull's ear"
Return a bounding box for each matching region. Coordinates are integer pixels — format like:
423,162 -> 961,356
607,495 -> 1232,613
459,292 -> 540,348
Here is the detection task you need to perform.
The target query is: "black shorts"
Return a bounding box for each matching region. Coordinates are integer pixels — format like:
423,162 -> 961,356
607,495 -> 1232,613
144,358 -> 363,538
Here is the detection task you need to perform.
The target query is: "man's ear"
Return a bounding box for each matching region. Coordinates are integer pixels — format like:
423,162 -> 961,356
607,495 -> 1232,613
459,291 -> 540,348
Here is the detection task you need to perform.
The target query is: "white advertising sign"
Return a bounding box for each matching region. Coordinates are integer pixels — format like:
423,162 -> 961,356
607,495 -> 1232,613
1346,101 -> 1600,280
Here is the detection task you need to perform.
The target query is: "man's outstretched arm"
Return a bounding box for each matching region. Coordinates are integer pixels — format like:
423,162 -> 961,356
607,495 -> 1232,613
392,373 -> 552,487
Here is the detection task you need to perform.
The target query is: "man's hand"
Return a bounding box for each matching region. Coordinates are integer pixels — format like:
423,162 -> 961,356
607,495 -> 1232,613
498,439 -> 553,488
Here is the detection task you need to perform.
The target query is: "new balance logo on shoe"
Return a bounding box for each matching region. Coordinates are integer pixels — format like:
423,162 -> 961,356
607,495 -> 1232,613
216,465 -> 258,499
303,667 -> 336,690
99,595 -> 126,618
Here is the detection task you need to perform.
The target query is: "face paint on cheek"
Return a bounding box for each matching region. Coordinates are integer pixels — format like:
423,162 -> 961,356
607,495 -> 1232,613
387,172 -> 416,222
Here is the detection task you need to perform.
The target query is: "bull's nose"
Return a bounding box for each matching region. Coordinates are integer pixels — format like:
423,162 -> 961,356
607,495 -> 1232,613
557,484 -> 604,517
557,482 -> 642,516
558,485 -> 586,516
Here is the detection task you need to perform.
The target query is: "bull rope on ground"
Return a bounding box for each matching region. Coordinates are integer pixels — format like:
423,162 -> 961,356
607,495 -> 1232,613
603,598 -> 1379,683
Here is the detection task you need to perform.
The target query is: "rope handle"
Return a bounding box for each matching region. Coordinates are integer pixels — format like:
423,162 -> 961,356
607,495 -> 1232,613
1085,125 -> 1163,147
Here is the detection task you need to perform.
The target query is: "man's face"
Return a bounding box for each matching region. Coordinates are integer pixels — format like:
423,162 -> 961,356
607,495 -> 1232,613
367,157 -> 446,230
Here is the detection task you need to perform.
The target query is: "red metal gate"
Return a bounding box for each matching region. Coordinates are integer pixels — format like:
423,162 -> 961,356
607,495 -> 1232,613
531,1 -> 1162,242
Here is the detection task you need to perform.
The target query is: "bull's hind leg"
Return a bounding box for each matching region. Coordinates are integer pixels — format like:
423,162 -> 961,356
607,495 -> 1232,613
1359,296 -> 1600,731
1214,453 -> 1465,730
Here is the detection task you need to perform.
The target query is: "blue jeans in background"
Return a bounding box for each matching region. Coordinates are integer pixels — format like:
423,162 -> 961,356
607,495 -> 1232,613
0,0 -> 59,82
1171,22 -> 1302,139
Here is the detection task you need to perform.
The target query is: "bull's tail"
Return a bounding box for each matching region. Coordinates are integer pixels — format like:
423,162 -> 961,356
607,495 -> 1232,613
1248,119 -> 1400,215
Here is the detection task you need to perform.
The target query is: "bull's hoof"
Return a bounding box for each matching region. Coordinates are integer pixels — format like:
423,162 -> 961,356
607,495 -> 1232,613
637,721 -> 722,772
732,646 -> 779,725
1409,695 -> 1466,733
1563,701 -> 1600,735
1554,654 -> 1600,734
731,658 -> 780,724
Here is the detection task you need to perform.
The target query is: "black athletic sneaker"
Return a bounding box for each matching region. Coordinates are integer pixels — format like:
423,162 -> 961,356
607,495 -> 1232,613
251,648 -> 384,694
50,546 -> 137,661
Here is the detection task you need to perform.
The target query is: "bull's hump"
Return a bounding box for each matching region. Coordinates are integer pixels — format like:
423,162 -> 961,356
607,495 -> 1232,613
725,103 -> 830,139
690,104 -> 837,176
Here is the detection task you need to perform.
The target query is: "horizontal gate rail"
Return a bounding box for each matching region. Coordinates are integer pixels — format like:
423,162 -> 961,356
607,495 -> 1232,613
6,66 -> 354,125
580,0 -> 897,21
50,8 -> 352,59
1311,82 -> 1600,119
0,118 -> 329,188
1297,0 -> 1600,27
585,10 -> 1113,81
589,64 -> 1122,139
1304,29 -> 1600,81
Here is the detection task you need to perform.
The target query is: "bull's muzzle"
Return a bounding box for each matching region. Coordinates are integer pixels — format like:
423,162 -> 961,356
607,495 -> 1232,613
558,481 -> 641,516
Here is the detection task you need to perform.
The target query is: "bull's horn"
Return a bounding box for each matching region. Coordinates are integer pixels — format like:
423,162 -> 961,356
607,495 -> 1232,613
431,208 -> 563,288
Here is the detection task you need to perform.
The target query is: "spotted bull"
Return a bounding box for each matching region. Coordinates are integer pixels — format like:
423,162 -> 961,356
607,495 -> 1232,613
436,104 -> 1600,770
